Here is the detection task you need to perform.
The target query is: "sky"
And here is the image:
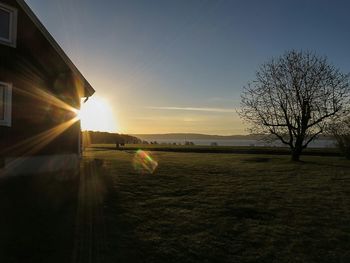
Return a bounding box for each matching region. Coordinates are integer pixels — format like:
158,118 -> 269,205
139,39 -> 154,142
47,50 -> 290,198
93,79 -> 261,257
25,0 -> 350,135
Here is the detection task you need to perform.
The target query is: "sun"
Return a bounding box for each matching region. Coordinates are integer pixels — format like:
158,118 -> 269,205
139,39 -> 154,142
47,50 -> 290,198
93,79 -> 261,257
77,96 -> 118,132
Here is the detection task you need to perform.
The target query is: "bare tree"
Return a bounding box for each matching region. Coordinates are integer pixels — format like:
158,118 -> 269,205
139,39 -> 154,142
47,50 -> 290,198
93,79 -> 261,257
239,50 -> 350,161
329,117 -> 350,159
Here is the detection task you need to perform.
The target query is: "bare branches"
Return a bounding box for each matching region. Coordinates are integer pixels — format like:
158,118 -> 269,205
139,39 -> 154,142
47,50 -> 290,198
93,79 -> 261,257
239,50 -> 350,161
329,117 -> 350,159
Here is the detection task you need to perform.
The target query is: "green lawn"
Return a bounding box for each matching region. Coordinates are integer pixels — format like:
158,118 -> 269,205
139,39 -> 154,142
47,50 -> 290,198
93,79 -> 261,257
0,148 -> 349,262
86,148 -> 350,263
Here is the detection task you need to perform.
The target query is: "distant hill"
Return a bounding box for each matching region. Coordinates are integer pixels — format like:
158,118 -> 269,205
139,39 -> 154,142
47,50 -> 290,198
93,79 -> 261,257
133,133 -> 334,141
82,132 -> 334,146
82,131 -> 142,145
134,133 -> 263,141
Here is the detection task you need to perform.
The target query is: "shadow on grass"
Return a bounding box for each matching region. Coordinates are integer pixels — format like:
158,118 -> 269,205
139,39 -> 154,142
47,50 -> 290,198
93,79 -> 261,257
0,170 -> 79,263
299,159 -> 350,169
242,157 -> 271,163
222,206 -> 275,221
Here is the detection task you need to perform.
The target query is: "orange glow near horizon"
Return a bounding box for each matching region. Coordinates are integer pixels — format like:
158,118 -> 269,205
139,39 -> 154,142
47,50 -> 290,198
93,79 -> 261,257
78,96 -> 118,133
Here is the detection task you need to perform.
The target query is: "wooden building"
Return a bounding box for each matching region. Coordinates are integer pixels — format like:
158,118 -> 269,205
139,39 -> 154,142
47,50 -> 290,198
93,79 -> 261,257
0,0 -> 95,175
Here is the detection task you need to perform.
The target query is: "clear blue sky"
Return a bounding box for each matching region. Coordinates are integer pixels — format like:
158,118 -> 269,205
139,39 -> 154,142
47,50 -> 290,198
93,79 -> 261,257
26,0 -> 350,134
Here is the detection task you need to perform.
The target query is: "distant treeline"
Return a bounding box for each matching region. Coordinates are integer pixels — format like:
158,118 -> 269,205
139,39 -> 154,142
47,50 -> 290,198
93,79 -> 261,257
134,133 -> 334,141
82,131 -> 142,146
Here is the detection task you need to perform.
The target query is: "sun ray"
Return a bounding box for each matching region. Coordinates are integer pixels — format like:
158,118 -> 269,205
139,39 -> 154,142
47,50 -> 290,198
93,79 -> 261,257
0,83 -> 82,174
13,84 -> 78,113
1,117 -> 79,174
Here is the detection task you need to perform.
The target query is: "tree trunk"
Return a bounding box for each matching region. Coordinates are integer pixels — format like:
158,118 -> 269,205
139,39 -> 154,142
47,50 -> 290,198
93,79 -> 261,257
291,146 -> 302,161
291,134 -> 305,161
291,151 -> 300,161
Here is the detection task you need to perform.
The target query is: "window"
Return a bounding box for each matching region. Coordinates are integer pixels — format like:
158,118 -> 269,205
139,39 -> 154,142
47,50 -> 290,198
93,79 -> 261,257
0,82 -> 12,127
0,3 -> 17,47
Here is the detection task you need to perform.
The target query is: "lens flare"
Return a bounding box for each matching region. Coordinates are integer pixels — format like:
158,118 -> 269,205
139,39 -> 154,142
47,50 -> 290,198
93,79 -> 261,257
133,150 -> 158,174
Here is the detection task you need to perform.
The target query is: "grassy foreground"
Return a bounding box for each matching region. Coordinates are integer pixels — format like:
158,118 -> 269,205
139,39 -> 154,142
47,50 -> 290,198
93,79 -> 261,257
0,148 -> 349,262
0,170 -> 79,263
86,148 -> 350,263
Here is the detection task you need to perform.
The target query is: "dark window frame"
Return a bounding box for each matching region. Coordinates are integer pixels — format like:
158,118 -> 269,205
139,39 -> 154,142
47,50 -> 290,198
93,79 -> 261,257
0,2 -> 17,47
0,82 -> 12,127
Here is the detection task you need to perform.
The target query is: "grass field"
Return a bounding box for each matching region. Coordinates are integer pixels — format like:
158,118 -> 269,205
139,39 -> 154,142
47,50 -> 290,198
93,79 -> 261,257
87,148 -> 350,262
1,148 -> 350,262
91,143 -> 341,156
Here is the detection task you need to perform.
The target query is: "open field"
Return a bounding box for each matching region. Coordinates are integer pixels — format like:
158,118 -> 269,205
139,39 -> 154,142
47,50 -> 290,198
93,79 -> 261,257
86,148 -> 350,262
91,143 -> 341,156
0,148 -> 350,262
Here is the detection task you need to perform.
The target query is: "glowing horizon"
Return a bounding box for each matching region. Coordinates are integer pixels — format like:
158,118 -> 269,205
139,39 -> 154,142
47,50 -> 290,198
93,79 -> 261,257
78,96 -> 119,133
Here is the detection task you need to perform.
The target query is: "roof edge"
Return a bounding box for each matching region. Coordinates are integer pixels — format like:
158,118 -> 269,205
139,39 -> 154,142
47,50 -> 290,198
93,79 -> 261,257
16,0 -> 95,97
